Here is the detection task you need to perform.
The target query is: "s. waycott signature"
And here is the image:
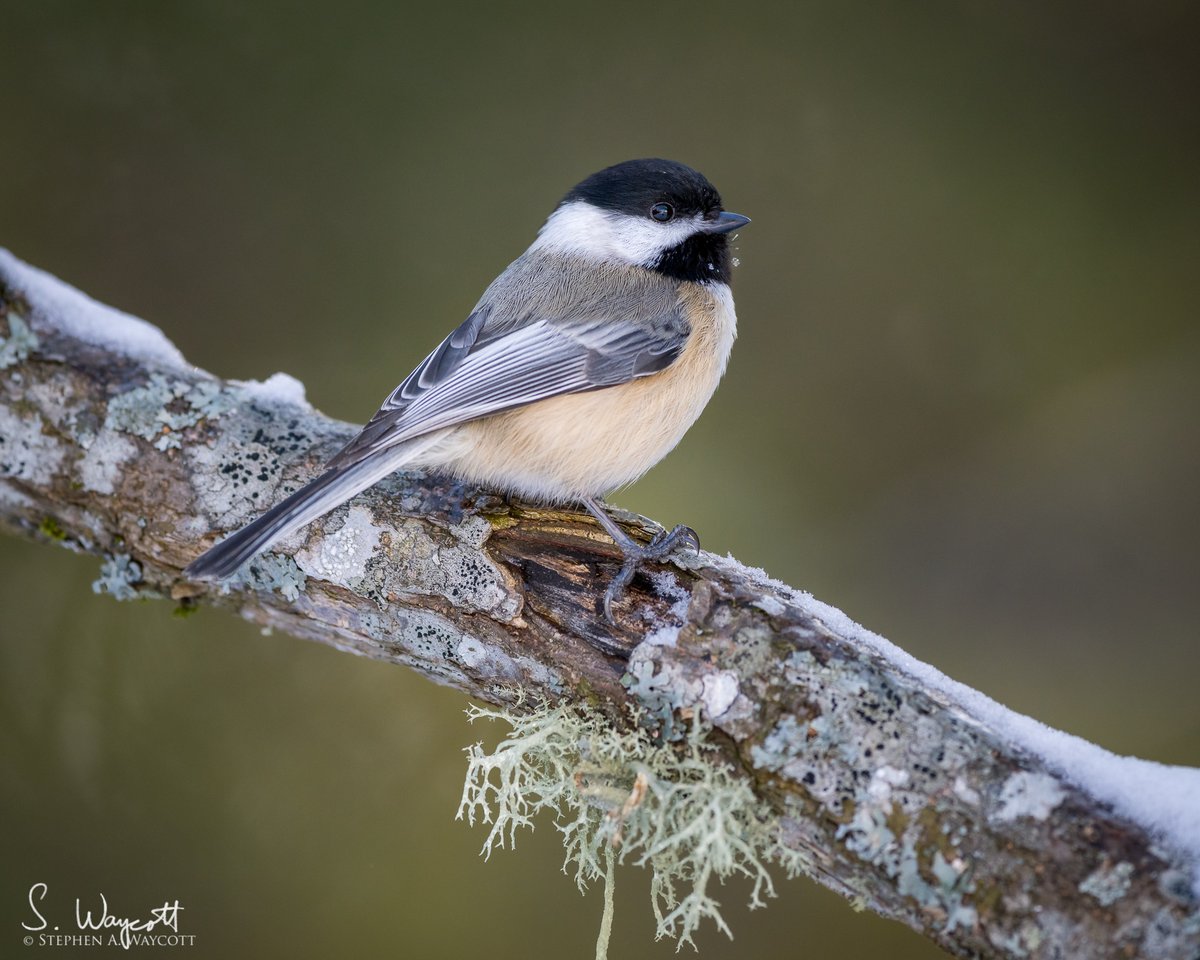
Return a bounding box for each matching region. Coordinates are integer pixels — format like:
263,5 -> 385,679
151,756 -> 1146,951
22,883 -> 195,950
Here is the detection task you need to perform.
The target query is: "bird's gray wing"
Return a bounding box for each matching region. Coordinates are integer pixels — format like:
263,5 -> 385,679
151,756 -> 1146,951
325,296 -> 688,470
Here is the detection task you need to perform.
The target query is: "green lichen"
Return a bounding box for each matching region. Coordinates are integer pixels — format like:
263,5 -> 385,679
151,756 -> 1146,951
574,676 -> 602,711
458,700 -> 807,954
172,600 -> 201,618
38,516 -> 67,541
0,311 -> 38,368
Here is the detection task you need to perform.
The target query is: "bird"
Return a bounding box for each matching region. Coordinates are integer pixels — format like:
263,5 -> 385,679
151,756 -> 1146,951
184,158 -> 749,621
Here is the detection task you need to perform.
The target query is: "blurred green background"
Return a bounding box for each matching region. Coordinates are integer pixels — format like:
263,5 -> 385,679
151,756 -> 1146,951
2,2 -> 1198,957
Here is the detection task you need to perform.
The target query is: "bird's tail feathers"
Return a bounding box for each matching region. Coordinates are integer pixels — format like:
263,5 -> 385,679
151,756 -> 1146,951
184,438 -> 435,582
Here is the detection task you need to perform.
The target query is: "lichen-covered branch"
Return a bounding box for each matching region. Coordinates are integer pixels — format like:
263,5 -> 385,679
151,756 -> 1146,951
1,250 -> 1197,959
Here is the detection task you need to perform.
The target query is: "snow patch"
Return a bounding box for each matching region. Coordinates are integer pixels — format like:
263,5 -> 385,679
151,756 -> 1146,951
752,595 -> 787,618
993,771 -> 1066,823
0,249 -> 187,369
233,372 -> 311,411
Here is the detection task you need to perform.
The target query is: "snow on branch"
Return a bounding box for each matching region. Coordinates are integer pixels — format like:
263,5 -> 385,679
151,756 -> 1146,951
1,249 -> 1197,959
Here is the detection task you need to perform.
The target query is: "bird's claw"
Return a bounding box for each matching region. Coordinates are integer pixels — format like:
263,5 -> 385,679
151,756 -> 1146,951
648,524 -> 700,559
602,524 -> 701,623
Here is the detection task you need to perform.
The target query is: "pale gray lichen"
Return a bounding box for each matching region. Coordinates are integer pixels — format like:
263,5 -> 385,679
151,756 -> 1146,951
621,601 -> 746,741
0,405 -> 65,486
699,672 -> 739,719
364,517 -> 518,619
105,374 -> 235,451
1137,905 -> 1200,959
458,701 -> 803,953
751,716 -> 809,773
639,571 -> 692,647
392,606 -> 475,665
829,759 -> 979,933
447,514 -> 493,550
622,657 -> 688,741
184,406 -> 321,530
747,647 -> 994,929
0,311 -> 39,368
0,481 -> 35,513
1080,860 -> 1134,906
78,430 -> 136,494
368,605 -> 563,696
891,836 -> 977,933
295,504 -> 384,587
751,648 -> 967,820
988,920 -> 1044,957
455,636 -> 489,668
92,553 -> 143,601
104,376 -> 177,443
231,553 -> 307,601
838,804 -> 896,862
953,775 -> 982,806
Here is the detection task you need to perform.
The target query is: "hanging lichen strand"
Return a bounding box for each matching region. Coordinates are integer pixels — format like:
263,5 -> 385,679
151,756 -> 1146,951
457,700 -> 811,953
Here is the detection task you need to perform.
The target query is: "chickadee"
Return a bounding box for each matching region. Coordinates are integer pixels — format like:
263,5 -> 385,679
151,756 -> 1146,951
185,158 -> 749,620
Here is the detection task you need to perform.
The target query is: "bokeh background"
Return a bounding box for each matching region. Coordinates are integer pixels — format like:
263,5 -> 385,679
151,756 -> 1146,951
2,2 -> 1198,957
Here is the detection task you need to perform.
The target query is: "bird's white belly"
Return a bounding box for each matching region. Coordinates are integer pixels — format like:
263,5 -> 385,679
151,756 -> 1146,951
428,282 -> 737,502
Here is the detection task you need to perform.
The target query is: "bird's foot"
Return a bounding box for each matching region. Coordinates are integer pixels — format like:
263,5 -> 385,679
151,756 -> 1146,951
603,524 -> 700,622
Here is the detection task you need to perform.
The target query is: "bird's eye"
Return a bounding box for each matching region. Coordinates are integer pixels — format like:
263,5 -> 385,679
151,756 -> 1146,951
650,202 -> 674,222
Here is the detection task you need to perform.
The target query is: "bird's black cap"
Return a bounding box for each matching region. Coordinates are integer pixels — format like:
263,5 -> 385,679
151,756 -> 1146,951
561,159 -> 745,284
562,158 -> 725,219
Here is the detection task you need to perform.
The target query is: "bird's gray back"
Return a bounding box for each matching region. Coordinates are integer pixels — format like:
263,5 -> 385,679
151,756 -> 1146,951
473,249 -> 686,341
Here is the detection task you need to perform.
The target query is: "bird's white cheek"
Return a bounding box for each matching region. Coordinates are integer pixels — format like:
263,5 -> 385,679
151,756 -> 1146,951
532,201 -> 695,267
608,217 -> 696,267
532,202 -> 621,260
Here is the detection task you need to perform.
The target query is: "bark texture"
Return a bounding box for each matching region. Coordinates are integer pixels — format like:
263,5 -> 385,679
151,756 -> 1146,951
2,256 -> 1197,959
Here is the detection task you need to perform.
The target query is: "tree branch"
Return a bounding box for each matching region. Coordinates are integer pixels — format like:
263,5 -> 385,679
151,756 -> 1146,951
1,249 -> 1197,959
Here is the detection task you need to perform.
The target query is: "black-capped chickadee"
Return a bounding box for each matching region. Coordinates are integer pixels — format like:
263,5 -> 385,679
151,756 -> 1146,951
185,158 -> 750,620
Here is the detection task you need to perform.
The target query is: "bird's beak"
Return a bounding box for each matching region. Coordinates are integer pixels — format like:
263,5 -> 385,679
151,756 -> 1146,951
700,211 -> 751,234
